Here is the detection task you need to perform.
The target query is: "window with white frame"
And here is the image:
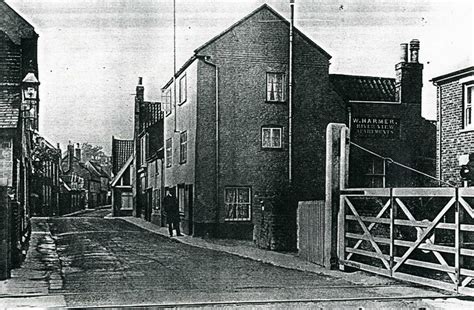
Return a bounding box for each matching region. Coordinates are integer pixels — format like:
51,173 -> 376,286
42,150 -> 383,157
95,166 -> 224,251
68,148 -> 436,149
262,126 -> 282,148
179,131 -> 187,164
224,187 -> 251,221
179,74 -> 187,104
266,72 -> 285,102
465,84 -> 474,128
166,138 -> 172,168
163,88 -> 172,116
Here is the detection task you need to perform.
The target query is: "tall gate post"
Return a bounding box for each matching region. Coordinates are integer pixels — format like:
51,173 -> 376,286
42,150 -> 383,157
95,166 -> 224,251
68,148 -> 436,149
325,123 -> 350,269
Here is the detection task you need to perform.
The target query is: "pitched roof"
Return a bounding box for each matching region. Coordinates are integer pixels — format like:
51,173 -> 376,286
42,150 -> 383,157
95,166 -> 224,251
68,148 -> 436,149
430,66 -> 474,85
111,137 -> 134,175
330,74 -> 397,102
140,101 -> 163,132
0,1 -> 37,45
88,161 -> 110,179
194,4 -> 331,59
163,4 -> 331,89
111,154 -> 133,187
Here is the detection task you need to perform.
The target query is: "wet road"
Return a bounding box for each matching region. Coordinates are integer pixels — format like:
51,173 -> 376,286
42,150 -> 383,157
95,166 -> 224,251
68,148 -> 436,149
30,213 -> 446,308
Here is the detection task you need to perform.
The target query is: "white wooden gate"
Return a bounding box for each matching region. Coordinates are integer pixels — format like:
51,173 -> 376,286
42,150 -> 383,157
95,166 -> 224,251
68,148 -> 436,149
338,187 -> 474,295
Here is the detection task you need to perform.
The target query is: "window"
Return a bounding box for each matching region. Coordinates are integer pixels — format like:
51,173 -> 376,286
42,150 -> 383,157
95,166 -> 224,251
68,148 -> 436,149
364,157 -> 385,188
465,84 -> 474,128
180,131 -> 187,164
166,138 -> 172,167
140,134 -> 147,167
262,127 -> 282,148
163,89 -> 172,116
224,187 -> 251,221
179,74 -> 187,104
266,72 -> 285,102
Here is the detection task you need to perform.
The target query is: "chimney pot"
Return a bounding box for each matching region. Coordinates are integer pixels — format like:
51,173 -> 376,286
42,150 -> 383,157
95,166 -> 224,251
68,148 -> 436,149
400,43 -> 408,63
138,77 -> 143,85
409,39 -> 420,63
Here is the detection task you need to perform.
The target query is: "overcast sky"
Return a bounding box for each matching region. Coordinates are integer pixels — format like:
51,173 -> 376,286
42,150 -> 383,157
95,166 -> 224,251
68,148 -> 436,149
7,0 -> 473,154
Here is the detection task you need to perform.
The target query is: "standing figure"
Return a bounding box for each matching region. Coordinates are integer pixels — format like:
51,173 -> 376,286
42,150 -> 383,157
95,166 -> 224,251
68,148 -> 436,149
163,189 -> 182,237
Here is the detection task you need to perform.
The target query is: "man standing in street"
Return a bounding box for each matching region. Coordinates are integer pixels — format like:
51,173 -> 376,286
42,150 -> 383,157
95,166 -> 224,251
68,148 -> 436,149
163,189 -> 182,237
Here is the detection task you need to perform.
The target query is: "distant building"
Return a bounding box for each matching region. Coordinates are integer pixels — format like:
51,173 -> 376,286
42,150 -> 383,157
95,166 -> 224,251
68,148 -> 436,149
159,4 -> 435,251
61,143 -> 101,210
0,0 -> 39,277
110,137 -> 134,216
134,78 -> 164,224
431,66 -> 474,186
30,133 -> 61,216
87,161 -> 111,206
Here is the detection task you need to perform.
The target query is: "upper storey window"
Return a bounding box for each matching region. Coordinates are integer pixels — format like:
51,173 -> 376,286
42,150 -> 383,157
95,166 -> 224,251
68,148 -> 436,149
266,73 -> 285,102
163,89 -> 172,116
179,74 -> 187,104
465,84 -> 474,129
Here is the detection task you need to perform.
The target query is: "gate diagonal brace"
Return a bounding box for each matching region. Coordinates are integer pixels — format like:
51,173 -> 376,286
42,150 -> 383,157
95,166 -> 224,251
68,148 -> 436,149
395,198 -> 456,284
345,197 -> 390,270
393,197 -> 456,272
347,198 -> 391,261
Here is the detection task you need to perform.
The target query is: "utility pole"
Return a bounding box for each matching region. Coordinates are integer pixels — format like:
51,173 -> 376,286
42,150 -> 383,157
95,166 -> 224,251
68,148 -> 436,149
289,0 -> 294,185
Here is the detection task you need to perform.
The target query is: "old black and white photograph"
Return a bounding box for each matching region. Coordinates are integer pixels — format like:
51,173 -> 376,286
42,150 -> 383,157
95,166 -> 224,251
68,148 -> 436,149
0,0 -> 473,308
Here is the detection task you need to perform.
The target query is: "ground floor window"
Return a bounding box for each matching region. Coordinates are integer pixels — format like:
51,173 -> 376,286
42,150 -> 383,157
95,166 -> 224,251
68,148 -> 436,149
121,192 -> 133,210
224,187 -> 251,221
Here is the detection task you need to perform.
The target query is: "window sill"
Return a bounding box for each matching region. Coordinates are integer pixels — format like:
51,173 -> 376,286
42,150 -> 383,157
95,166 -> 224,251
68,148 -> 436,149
459,127 -> 474,134
265,100 -> 287,104
224,219 -> 252,222
261,147 -> 284,151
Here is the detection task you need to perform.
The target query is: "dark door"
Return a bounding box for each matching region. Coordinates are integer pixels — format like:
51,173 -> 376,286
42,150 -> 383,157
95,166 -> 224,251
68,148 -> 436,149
184,184 -> 193,235
146,188 -> 153,221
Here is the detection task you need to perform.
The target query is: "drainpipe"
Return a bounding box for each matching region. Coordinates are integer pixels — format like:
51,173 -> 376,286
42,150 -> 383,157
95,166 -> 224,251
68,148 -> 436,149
288,0 -> 294,186
201,56 -> 220,229
173,0 -> 178,133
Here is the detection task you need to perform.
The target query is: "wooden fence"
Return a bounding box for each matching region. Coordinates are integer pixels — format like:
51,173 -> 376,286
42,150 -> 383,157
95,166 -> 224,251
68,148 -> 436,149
338,187 -> 474,295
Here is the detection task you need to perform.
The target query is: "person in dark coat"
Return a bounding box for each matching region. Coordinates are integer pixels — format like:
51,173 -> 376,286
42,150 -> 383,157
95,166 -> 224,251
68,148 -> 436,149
163,189 -> 182,237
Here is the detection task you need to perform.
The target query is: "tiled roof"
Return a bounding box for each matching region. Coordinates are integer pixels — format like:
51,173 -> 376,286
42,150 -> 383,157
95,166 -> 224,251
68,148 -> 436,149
111,137 -> 134,175
139,101 -> 163,132
0,102 -> 19,129
0,1 -> 37,45
330,74 -> 397,102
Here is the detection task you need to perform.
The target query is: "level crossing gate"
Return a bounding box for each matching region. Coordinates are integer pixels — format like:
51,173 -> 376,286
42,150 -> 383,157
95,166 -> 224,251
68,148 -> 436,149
338,187 -> 474,295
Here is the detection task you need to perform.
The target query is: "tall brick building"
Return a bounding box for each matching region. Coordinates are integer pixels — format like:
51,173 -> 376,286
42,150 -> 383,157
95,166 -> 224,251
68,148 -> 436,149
432,66 -> 474,186
160,4 -> 435,250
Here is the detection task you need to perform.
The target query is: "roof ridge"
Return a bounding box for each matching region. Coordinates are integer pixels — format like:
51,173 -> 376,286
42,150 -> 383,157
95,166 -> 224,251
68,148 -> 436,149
330,73 -> 395,80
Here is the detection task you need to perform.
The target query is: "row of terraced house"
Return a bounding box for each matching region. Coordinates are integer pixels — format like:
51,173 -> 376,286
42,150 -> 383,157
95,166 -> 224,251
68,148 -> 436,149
108,4 -> 474,252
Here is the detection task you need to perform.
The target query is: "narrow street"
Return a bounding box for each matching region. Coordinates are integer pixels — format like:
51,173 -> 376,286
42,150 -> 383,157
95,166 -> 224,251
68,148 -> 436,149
7,209 -> 454,308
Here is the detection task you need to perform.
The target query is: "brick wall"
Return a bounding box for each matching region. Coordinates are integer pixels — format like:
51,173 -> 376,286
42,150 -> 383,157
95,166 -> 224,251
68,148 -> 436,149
193,7 -> 344,248
438,78 -> 474,186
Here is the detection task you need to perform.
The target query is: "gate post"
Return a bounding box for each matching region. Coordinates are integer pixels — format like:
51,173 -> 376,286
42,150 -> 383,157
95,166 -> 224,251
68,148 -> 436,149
325,123 -> 349,269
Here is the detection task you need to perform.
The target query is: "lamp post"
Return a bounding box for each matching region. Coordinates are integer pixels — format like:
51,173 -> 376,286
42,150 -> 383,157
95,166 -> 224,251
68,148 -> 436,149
21,70 -> 40,130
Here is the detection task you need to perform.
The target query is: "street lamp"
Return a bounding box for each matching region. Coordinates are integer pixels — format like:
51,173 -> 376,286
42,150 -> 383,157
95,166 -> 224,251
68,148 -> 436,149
21,71 -> 40,130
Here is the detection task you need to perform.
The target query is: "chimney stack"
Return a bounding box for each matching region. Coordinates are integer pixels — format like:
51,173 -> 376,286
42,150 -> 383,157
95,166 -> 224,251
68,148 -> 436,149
67,142 -> 74,171
395,39 -> 423,105
75,143 -> 81,162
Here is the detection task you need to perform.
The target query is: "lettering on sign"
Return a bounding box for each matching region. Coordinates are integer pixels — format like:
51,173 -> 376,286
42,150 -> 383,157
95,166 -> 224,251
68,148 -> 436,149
351,117 -> 400,139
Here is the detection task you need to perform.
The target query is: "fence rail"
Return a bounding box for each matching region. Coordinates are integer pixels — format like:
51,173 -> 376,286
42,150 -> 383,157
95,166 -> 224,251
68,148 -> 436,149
339,187 -> 474,295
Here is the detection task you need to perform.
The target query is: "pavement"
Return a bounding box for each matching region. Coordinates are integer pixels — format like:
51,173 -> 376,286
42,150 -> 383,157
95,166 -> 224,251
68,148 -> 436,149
0,208 -> 472,308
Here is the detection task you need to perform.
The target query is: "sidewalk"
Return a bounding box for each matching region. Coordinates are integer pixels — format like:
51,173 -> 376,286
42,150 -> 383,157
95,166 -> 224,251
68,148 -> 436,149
0,220 -> 66,308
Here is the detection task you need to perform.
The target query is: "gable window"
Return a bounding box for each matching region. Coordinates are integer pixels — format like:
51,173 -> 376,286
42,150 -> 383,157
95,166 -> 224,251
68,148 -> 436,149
266,72 -> 285,102
224,187 -> 251,221
166,138 -> 172,168
179,74 -> 187,104
163,89 -> 172,116
179,131 -> 187,164
262,127 -> 282,148
465,84 -> 474,128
